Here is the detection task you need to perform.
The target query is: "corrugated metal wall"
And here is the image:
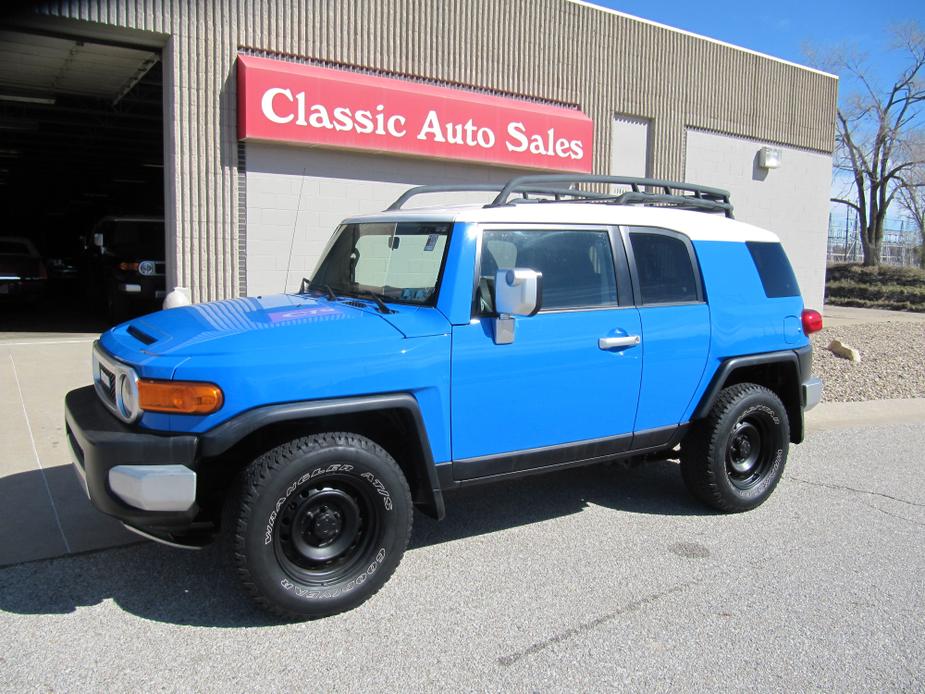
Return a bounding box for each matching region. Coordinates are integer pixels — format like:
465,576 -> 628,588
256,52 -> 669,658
37,0 -> 838,301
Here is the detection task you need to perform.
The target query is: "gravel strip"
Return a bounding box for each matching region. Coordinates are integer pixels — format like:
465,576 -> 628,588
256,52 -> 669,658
811,320 -> 925,402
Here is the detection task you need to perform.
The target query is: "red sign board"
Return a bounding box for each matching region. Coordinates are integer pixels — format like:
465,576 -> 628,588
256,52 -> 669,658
237,54 -> 593,172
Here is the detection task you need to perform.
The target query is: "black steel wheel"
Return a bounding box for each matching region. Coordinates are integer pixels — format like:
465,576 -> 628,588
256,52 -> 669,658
226,432 -> 412,620
680,383 -> 790,512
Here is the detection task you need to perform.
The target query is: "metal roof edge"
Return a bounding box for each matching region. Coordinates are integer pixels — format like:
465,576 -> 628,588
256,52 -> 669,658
567,0 -> 839,81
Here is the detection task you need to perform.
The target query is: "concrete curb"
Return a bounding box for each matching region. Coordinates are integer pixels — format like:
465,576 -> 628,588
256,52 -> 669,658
806,398 -> 925,433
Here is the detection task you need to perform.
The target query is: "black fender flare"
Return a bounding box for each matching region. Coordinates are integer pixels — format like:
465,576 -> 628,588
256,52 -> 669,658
693,349 -> 805,443
198,393 -> 445,519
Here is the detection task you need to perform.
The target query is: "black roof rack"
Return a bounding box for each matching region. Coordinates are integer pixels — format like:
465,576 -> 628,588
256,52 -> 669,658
486,175 -> 734,218
385,183 -> 612,211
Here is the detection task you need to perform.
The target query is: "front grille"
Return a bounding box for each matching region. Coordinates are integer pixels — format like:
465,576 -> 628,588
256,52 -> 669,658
91,340 -> 141,423
99,363 -> 116,403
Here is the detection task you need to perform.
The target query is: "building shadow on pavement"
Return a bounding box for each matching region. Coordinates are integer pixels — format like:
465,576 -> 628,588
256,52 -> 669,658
0,457 -> 712,628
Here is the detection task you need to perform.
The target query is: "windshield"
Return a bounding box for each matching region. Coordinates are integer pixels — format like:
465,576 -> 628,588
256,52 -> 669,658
311,221 -> 451,305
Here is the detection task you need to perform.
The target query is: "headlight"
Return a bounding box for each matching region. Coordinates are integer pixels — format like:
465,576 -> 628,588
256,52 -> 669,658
138,379 -> 224,415
138,260 -> 157,276
118,373 -> 139,420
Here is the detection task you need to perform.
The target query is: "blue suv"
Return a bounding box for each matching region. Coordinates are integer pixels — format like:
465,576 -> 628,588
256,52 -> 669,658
65,175 -> 823,619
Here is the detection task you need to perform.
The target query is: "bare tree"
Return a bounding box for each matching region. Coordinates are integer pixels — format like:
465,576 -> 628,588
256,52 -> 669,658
828,23 -> 925,266
896,149 -> 925,268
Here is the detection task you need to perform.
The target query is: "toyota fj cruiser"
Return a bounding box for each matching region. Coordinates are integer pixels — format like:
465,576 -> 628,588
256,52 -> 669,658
65,175 -> 823,619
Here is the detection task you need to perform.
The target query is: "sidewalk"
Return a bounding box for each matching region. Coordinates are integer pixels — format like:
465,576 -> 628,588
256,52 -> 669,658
806,398 -> 925,433
822,304 -> 925,328
0,334 -> 136,568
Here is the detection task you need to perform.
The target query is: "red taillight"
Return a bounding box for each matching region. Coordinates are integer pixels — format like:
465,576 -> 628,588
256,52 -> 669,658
118,262 -> 139,272
802,309 -> 823,335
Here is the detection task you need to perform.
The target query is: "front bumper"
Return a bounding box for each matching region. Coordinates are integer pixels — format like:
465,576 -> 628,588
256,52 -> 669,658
65,385 -> 201,536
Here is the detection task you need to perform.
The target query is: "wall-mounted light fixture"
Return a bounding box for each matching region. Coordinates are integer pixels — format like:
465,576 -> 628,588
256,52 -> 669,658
758,146 -> 782,169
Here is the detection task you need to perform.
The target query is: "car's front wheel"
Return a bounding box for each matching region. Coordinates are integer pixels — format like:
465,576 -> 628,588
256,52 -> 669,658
226,432 -> 412,620
680,383 -> 790,512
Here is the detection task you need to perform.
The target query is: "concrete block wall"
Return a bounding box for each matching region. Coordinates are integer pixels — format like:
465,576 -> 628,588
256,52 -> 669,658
684,128 -> 832,309
245,143 -> 531,296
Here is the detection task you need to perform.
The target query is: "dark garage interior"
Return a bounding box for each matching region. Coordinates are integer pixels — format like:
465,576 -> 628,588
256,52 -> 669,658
0,27 -> 164,333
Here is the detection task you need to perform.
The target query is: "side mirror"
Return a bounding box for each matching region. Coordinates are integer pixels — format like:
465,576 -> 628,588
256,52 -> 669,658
93,233 -> 104,248
494,268 -> 542,316
492,268 -> 542,344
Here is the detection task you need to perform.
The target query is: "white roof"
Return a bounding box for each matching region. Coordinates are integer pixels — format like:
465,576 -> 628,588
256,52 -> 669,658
343,203 -> 780,243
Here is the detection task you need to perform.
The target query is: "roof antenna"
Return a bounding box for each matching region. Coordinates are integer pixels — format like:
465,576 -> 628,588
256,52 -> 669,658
283,167 -> 308,293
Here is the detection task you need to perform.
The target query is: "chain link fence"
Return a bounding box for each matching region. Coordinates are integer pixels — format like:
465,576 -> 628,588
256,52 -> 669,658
827,210 -> 922,267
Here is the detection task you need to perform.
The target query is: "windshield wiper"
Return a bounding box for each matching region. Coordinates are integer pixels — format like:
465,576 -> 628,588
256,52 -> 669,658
356,290 -> 396,314
300,278 -> 337,301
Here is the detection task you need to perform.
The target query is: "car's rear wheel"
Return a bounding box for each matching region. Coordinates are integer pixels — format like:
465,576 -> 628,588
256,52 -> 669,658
225,432 -> 412,620
680,383 -> 789,512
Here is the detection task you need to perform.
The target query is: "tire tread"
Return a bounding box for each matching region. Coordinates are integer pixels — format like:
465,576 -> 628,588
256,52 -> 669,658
225,432 -> 413,620
680,383 -> 787,513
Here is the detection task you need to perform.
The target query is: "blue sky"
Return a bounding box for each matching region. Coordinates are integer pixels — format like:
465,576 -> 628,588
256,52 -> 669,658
588,1 -> 924,227
588,0 -> 923,89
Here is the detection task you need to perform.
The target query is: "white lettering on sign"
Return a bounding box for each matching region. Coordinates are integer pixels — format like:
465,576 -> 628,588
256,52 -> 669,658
259,87 -> 586,163
261,87 -> 295,124
239,55 -> 594,172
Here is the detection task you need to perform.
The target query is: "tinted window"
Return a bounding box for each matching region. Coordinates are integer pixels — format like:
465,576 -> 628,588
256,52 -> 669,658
629,231 -> 699,304
747,242 -> 800,298
477,229 -> 617,312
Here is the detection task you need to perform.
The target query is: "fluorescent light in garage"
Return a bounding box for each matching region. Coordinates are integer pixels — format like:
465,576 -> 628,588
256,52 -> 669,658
0,94 -> 55,105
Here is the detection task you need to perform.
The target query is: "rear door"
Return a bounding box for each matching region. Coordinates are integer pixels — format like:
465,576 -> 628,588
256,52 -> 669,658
623,227 -> 711,438
450,225 -> 643,479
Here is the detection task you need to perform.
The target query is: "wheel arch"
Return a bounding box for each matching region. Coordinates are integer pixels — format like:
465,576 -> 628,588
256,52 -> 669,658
693,351 -> 803,444
196,394 -> 445,520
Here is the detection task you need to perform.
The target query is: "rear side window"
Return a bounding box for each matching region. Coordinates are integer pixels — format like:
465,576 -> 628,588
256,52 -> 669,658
747,242 -> 800,298
477,229 -> 618,312
629,231 -> 699,304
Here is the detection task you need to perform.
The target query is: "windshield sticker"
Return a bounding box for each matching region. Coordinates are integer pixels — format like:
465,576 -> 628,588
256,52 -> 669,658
424,234 -> 438,252
267,306 -> 340,323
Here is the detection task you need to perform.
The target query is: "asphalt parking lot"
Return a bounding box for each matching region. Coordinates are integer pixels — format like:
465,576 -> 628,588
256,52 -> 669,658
1,415 -> 923,691
1,329 -> 924,691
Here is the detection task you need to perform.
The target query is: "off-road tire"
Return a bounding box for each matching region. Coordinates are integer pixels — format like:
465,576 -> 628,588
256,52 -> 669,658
680,383 -> 789,513
225,432 -> 413,620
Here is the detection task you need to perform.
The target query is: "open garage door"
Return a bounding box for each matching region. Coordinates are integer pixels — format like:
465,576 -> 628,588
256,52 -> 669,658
0,29 -> 164,332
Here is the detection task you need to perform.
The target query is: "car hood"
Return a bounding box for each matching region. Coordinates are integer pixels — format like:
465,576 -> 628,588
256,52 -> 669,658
105,294 -> 410,358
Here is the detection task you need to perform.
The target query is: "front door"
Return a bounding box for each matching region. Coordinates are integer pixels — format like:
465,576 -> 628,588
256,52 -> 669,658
450,226 -> 642,480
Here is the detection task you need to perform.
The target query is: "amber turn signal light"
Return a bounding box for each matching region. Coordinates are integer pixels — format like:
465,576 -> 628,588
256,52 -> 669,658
137,379 -> 224,414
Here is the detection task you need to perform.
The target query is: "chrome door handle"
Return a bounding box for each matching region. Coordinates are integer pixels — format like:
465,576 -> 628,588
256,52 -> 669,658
599,334 -> 641,350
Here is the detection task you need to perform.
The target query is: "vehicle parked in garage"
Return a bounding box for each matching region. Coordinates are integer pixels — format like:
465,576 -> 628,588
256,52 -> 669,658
85,215 -> 166,322
0,236 -> 47,302
66,175 -> 823,620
